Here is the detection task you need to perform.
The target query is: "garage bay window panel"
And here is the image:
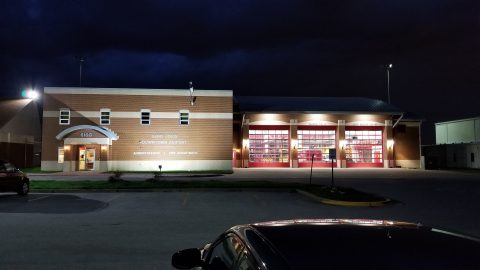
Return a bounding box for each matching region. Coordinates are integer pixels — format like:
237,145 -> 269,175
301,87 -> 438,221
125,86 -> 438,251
345,129 -> 383,166
298,129 -> 336,165
248,129 -> 289,166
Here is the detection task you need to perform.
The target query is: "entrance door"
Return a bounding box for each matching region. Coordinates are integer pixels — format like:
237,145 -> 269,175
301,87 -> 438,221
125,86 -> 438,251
79,147 -> 86,170
78,146 -> 95,171
85,148 -> 95,170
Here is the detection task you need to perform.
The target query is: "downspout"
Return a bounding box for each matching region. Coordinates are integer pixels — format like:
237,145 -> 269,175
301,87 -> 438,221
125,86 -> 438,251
391,113 -> 404,168
241,114 -> 246,168
392,113 -> 404,129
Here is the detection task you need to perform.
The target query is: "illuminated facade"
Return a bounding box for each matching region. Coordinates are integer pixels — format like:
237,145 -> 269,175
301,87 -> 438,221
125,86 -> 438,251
41,87 -> 233,172
41,89 -> 421,172
233,97 -> 422,169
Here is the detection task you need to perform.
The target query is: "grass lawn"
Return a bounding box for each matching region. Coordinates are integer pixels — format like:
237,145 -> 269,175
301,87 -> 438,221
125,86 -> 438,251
30,180 -> 388,202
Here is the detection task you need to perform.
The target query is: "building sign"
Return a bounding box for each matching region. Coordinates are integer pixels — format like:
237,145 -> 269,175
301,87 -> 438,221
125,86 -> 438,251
133,133 -> 198,158
68,129 -> 105,139
80,132 -> 93,138
139,133 -> 187,145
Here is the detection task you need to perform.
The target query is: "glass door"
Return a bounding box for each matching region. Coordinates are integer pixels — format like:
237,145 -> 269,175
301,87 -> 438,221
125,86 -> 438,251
78,146 -> 86,171
85,148 -> 95,170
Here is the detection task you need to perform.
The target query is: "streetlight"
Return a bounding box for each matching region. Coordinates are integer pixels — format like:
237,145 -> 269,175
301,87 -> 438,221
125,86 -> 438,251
21,89 -> 39,100
386,63 -> 393,104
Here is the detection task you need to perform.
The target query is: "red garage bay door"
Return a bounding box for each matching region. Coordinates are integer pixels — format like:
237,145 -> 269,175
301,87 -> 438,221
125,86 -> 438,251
248,126 -> 290,167
345,127 -> 383,168
298,126 -> 336,167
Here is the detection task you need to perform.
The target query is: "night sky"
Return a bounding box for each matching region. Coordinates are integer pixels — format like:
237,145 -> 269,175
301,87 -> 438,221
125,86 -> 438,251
1,1 -> 479,143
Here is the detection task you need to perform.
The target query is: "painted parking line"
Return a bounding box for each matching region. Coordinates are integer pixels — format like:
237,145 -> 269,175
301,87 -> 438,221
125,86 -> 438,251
28,195 -> 50,202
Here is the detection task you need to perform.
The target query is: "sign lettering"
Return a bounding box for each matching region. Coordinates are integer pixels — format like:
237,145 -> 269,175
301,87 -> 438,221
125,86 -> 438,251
80,132 -> 93,138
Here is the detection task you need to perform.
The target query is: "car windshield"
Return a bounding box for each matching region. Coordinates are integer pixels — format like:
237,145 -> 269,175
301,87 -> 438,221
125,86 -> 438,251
0,162 -> 15,172
253,225 -> 480,270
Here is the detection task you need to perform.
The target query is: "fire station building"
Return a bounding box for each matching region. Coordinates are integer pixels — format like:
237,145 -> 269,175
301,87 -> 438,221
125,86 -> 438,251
41,88 -> 421,172
233,97 -> 421,169
41,87 -> 233,172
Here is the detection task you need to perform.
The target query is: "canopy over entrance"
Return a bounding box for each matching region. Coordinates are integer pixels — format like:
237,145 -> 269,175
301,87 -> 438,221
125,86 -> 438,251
56,125 -> 119,145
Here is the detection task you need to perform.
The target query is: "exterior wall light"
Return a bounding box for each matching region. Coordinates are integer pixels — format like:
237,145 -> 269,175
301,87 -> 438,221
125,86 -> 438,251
243,139 -> 249,149
64,145 -> 71,151
387,140 -> 395,149
339,140 -> 346,149
291,139 -> 297,150
101,145 -> 108,151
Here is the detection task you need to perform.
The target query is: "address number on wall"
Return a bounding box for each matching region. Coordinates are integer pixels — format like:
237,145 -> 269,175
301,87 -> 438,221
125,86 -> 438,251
80,132 -> 93,137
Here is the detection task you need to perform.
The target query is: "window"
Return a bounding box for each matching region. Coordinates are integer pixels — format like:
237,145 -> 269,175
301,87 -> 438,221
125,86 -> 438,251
471,153 -> 475,163
206,235 -> 244,270
0,162 -> 15,172
58,148 -> 65,163
179,110 -> 189,125
100,109 -> 111,125
237,253 -> 257,270
298,129 -> 336,164
140,109 -> 151,125
249,129 -> 289,164
345,130 -> 383,164
59,108 -> 70,125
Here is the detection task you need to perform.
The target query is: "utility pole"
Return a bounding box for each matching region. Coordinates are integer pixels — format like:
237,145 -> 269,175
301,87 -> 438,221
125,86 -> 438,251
386,63 -> 393,104
77,56 -> 85,87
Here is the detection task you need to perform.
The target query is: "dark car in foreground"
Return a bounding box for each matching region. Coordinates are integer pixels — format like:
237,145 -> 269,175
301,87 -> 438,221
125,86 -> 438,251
172,219 -> 480,270
0,160 -> 29,195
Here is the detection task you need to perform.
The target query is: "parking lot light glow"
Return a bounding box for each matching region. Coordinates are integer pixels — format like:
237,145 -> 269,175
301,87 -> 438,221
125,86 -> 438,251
22,89 -> 39,100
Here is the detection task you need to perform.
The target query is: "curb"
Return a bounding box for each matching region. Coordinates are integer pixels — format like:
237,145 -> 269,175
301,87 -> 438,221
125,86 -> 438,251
296,189 -> 392,207
30,187 -> 295,193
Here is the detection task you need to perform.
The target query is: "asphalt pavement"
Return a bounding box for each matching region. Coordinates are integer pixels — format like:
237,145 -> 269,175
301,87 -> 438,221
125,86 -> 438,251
0,168 -> 479,269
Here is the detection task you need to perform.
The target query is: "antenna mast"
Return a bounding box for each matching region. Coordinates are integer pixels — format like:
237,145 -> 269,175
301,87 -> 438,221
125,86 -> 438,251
78,56 -> 85,87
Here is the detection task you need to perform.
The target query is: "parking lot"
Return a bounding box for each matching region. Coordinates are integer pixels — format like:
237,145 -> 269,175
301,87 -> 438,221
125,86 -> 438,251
1,169 -> 480,269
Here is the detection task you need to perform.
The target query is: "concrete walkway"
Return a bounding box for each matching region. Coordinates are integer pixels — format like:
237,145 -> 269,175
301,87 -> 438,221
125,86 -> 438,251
28,168 -> 480,182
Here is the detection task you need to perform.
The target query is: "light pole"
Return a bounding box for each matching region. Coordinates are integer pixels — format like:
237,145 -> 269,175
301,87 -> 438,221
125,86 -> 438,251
386,63 -> 393,104
79,56 -> 85,87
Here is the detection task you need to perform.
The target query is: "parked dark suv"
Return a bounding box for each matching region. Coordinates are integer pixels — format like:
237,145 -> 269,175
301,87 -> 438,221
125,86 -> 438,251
0,160 -> 29,195
172,219 -> 480,270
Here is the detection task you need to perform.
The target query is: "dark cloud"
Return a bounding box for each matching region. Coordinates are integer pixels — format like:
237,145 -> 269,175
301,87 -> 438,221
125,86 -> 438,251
1,0 -> 479,143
